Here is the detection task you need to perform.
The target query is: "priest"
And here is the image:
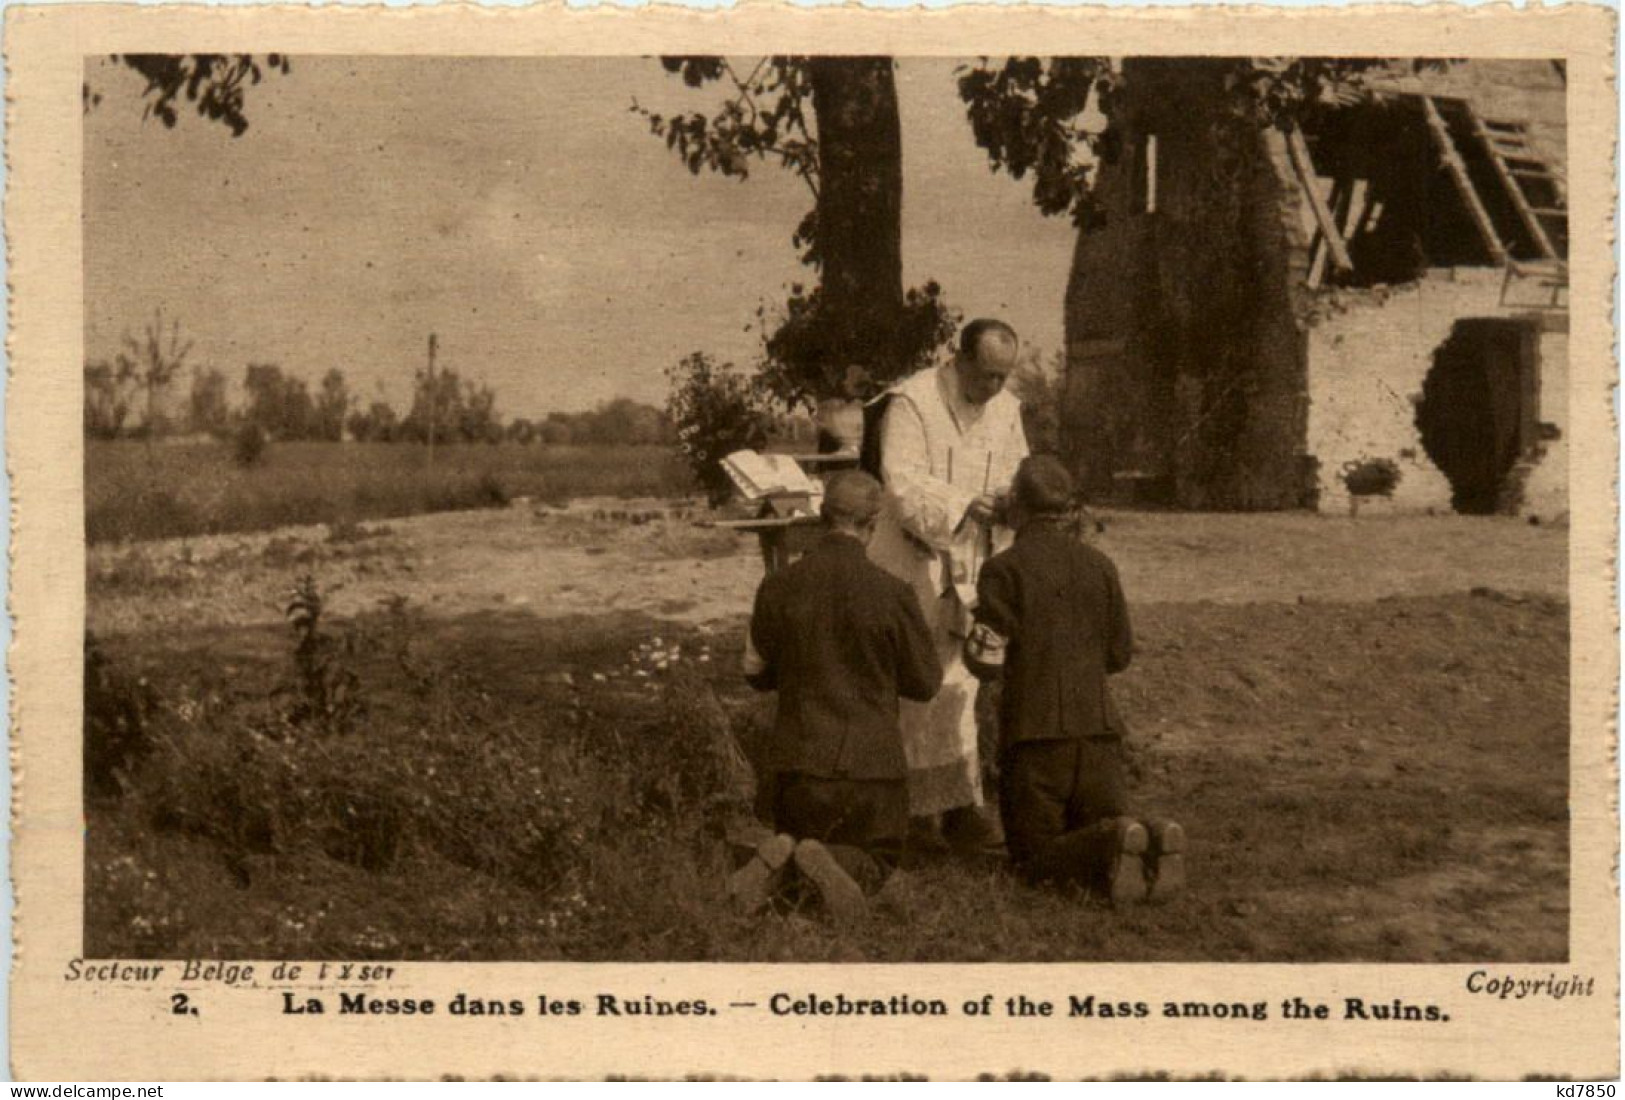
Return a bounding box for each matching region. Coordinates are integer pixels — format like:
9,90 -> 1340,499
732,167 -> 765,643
866,318 -> 1030,851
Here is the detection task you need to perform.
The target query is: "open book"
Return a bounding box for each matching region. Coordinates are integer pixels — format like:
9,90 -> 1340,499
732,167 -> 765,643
720,450 -> 820,501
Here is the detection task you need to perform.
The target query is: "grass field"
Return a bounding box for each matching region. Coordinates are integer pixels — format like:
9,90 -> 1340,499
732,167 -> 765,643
86,440 -> 694,543
84,506 -> 1569,963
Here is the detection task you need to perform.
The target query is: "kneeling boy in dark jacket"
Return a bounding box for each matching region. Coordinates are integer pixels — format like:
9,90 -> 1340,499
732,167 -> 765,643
966,456 -> 1184,905
735,470 -> 944,922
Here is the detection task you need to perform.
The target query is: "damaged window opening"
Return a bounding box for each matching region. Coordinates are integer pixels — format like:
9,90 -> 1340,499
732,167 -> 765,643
1415,318 -> 1541,515
1301,95 -> 1567,288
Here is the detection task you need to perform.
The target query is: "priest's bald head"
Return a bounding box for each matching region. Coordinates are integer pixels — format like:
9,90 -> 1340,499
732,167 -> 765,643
955,319 -> 1020,407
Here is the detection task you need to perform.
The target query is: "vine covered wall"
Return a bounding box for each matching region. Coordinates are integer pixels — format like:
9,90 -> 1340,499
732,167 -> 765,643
1063,59 -> 1316,510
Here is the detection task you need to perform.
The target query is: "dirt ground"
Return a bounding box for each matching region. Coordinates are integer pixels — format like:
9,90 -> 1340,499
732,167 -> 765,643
86,502 -> 1571,962
87,498 -> 1567,634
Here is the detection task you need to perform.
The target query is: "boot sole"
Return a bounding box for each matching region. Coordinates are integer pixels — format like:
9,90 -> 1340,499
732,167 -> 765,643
1108,819 -> 1150,908
726,834 -> 797,915
727,861 -> 782,914
794,840 -> 869,925
1150,822 -> 1187,902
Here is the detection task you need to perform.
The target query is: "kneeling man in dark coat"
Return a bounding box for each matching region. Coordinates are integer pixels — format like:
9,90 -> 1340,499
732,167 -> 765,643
966,455 -> 1185,906
734,470 -> 943,922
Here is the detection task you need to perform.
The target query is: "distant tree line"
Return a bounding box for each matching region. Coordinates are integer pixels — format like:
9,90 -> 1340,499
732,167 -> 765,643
85,347 -> 673,448
504,398 -> 674,447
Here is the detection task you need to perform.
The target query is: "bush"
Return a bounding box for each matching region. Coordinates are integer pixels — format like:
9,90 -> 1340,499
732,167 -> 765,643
84,635 -> 155,798
279,576 -> 365,735
134,625 -> 601,894
233,422 -> 267,467
474,470 -> 509,508
664,352 -> 777,506
1342,456 -> 1402,497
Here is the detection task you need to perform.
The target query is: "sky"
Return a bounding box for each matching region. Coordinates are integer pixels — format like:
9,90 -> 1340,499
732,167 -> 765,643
83,56 -> 1079,418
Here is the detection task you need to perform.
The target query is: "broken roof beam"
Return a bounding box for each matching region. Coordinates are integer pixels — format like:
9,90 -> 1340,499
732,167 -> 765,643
1286,126 -> 1354,284
1420,95 -> 1510,266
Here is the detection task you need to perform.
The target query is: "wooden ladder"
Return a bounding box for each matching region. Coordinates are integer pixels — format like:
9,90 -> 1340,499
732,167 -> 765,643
1466,108 -> 1567,262
1420,95 -> 1508,266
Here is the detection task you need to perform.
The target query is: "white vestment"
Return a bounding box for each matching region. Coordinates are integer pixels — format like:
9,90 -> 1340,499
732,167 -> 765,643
866,363 -> 1029,815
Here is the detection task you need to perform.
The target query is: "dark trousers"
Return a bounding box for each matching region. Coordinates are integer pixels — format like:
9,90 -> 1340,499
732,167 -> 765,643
771,772 -> 908,892
999,737 -> 1128,891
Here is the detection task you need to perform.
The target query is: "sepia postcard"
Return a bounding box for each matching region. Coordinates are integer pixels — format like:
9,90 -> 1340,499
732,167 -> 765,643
6,1 -> 1618,1081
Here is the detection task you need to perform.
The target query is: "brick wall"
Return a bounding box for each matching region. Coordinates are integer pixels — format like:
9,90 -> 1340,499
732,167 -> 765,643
1303,268 -> 1568,517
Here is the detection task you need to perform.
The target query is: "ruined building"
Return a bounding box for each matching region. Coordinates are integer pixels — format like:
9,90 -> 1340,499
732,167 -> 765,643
1062,59 -> 1567,517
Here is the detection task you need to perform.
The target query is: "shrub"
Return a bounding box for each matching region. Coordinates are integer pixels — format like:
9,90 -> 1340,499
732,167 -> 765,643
278,576 -> 365,734
664,352 -> 777,506
474,470 -> 509,508
233,421 -> 267,467
136,676 -> 599,893
1342,456 -> 1402,497
84,635 -> 156,798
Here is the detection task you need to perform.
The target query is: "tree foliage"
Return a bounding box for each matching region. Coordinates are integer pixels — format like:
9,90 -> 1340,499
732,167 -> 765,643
83,358 -> 140,440
243,363 -> 315,441
506,418 -> 538,445
957,57 -> 1117,229
347,400 -> 401,444
316,369 -> 351,443
634,58 -> 822,260
401,366 -> 504,445
188,366 -> 231,438
753,280 -> 959,411
88,54 -> 292,137
528,401 -> 672,447
119,309 -> 193,439
954,56 -> 1454,229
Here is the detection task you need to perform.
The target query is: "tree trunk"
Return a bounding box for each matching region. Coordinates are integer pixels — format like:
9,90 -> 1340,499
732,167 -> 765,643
808,57 -> 906,382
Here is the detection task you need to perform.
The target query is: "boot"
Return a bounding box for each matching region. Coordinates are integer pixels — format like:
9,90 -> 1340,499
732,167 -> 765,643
792,839 -> 868,925
1147,820 -> 1187,901
874,867 -> 916,921
725,818 -> 778,864
1104,817 -> 1149,909
727,833 -> 795,915
941,804 -> 1004,857
906,815 -> 951,859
